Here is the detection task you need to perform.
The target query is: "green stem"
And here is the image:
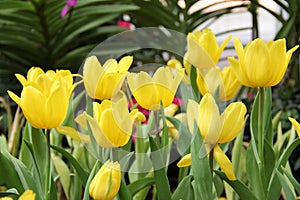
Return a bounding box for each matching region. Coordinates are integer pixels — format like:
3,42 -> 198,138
44,129 -> 51,200
257,87 -> 264,163
209,145 -> 214,174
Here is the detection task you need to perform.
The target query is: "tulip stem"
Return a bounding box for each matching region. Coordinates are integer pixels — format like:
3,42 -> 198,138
258,87 -> 264,163
209,145 -> 214,174
45,129 -> 51,200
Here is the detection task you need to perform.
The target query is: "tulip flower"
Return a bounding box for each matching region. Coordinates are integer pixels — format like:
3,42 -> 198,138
78,92 -> 145,148
127,67 -> 184,110
185,28 -> 231,71
197,66 -> 241,101
228,37 -> 299,88
83,55 -> 133,100
288,117 -> 300,138
8,67 -> 75,129
178,93 -> 247,180
89,160 -> 121,200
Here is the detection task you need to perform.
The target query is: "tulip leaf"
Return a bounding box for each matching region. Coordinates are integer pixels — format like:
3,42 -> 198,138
190,66 -> 201,102
278,138 -> 300,167
149,137 -> 172,200
52,154 -> 71,199
190,127 -> 213,200
50,145 -> 89,186
83,161 -> 101,200
276,170 -> 296,200
18,123 -> 33,169
172,175 -> 195,200
0,151 -> 39,198
166,116 -> 192,155
214,171 -> 257,200
127,177 -> 155,197
281,166 -> 300,194
119,179 -> 132,200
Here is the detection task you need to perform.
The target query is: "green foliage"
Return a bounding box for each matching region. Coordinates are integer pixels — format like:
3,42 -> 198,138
0,0 -> 138,94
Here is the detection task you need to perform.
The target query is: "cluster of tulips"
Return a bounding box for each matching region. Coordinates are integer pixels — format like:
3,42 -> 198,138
1,28 -> 300,200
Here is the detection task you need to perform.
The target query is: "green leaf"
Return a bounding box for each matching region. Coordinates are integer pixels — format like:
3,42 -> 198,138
50,145 -> 89,186
190,66 -> 201,102
276,170 -> 296,200
127,177 -> 155,197
172,175 -> 195,200
166,116 -> 192,155
149,137 -> 172,200
190,128 -> 213,199
52,154 -> 71,199
281,167 -> 300,194
119,179 -> 132,200
278,138 -> 300,167
215,171 -> 257,200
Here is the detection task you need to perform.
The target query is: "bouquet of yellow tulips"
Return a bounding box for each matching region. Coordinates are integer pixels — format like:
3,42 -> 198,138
0,27 -> 300,200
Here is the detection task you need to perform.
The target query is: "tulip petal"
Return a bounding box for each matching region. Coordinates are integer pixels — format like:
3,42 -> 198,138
83,56 -> 104,99
177,153 -> 191,167
19,190 -> 36,200
21,86 -> 46,128
118,56 -> 133,72
199,94 -> 222,144
187,99 -> 200,133
218,102 -> 247,143
56,126 -> 90,143
7,91 -> 21,106
46,82 -> 69,128
213,144 -> 236,181
129,109 -> 146,122
288,117 -> 300,138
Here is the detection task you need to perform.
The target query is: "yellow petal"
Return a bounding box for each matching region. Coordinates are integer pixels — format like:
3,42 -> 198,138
288,117 -> 300,138
185,33 -> 215,70
56,126 -> 91,143
19,190 -> 36,200
129,109 -> 146,122
186,99 -> 200,133
15,74 -> 27,86
218,102 -> 247,143
7,90 -> 21,106
118,56 -> 133,72
213,144 -> 236,181
83,56 -> 104,99
45,82 -> 69,128
177,153 -> 191,167
21,86 -> 47,128
199,93 -> 222,144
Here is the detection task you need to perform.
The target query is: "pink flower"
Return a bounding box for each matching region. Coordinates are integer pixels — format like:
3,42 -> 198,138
61,0 -> 77,17
117,20 -> 132,29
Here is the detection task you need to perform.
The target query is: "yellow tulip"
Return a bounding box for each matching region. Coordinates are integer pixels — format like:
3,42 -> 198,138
83,55 -> 132,100
185,28 -> 231,70
228,37 -> 299,87
19,190 -> 36,200
167,59 -> 190,84
179,93 -> 247,180
79,92 -> 145,148
127,67 -> 184,110
89,160 -> 121,200
8,67 -> 74,129
288,117 -> 300,138
197,66 -> 241,101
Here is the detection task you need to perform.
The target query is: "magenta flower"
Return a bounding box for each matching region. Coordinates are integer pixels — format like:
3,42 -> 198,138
61,0 -> 77,17
117,20 -> 132,29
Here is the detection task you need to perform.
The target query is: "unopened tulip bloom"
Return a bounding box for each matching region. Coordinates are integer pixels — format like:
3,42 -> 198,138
185,28 -> 231,70
79,93 -> 145,148
127,67 -> 184,110
83,55 -> 132,100
178,93 -> 247,180
197,66 -> 241,101
228,37 -> 299,88
89,160 -> 121,200
8,67 -> 75,129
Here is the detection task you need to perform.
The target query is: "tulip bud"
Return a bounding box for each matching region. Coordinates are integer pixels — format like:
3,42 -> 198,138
89,161 -> 121,200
